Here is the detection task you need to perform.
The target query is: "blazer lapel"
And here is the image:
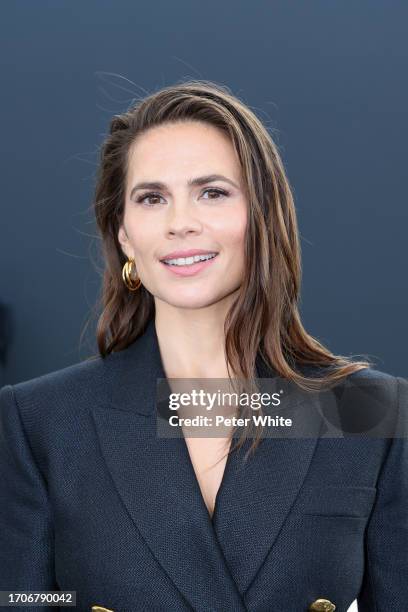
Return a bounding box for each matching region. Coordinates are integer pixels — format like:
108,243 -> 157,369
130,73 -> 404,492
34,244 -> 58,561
91,319 -> 247,612
211,410 -> 322,596
91,318 -> 323,607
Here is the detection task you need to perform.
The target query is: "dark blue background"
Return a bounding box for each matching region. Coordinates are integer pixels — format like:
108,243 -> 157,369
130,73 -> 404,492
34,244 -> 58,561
1,0 -> 407,385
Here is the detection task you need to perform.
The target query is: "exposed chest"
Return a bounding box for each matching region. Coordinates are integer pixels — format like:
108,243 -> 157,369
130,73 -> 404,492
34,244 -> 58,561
183,436 -> 232,518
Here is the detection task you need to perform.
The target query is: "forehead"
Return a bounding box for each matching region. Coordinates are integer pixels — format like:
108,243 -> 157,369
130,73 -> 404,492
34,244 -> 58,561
126,121 -> 242,186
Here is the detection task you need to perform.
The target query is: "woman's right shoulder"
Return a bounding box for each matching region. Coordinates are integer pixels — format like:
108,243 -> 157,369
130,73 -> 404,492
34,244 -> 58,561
0,352 -> 113,426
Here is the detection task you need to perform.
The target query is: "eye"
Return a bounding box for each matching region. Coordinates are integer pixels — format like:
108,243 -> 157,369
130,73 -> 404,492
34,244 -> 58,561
134,187 -> 230,207
135,192 -> 165,207
202,188 -> 230,200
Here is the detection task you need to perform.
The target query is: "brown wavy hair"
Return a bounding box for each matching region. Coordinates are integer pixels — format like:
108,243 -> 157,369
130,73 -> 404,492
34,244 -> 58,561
91,79 -> 373,458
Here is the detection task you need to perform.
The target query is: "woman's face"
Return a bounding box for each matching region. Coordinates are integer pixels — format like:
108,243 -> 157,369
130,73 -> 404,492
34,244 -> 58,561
118,120 -> 248,310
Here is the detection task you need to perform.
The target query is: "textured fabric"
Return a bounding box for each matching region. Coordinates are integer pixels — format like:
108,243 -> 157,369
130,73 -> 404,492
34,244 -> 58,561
0,318 -> 407,611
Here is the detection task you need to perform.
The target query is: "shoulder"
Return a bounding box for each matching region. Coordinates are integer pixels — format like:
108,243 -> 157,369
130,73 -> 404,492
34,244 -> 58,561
15,353 -> 106,397
321,365 -> 402,407
0,353 -> 112,430
303,363 -> 400,395
317,366 -> 408,437
0,355 -> 118,483
298,362 -> 405,419
339,366 -> 402,401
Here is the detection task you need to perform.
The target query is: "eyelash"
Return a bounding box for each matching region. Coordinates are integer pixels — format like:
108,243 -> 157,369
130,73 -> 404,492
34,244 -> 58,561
135,188 -> 230,207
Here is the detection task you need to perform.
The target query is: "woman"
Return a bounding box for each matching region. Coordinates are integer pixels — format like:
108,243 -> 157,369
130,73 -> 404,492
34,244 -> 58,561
0,80 -> 407,612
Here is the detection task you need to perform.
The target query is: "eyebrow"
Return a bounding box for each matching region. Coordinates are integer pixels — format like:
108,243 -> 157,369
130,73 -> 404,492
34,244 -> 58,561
129,174 -> 240,200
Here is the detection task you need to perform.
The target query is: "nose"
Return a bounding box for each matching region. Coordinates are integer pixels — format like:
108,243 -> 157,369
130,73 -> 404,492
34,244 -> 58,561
165,199 -> 203,238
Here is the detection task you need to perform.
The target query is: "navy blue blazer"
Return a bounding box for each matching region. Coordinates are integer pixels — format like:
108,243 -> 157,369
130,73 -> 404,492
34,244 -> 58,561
0,318 -> 407,611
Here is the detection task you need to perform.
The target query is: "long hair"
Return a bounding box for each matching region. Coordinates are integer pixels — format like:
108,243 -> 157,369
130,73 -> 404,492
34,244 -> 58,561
92,79 -> 372,459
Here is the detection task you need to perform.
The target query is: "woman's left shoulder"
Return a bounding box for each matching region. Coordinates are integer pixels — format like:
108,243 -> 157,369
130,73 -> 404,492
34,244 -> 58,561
339,367 -> 408,435
304,362 -> 402,395
346,366 -> 407,400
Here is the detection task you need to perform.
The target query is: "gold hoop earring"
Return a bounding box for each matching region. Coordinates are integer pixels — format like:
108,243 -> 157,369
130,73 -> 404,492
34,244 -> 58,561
122,258 -> 142,291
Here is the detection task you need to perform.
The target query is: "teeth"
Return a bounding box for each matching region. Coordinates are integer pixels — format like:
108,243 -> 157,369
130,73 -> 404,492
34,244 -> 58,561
163,253 -> 217,266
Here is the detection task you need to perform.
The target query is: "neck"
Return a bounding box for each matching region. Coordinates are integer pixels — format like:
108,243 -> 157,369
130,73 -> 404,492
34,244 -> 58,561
154,296 -> 237,379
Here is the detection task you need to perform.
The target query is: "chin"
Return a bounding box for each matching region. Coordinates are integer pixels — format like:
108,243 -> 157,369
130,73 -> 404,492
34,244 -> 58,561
161,291 -> 222,310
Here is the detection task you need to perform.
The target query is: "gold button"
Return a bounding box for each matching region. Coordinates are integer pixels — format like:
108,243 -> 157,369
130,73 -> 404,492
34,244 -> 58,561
309,599 -> 336,612
91,606 -> 114,612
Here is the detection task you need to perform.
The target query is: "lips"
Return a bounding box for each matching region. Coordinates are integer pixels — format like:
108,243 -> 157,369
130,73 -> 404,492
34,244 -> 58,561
159,252 -> 219,277
159,249 -> 219,261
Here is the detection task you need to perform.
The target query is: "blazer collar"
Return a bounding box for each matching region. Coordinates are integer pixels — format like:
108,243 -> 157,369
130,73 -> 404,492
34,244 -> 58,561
93,317 -> 323,611
106,317 -> 280,415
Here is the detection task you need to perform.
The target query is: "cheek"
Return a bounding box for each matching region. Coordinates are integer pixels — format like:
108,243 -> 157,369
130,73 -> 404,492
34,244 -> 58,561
124,214 -> 157,255
220,208 -> 247,252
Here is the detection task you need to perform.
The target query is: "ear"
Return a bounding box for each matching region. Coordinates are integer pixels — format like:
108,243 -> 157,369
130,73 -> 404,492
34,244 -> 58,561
117,225 -> 133,260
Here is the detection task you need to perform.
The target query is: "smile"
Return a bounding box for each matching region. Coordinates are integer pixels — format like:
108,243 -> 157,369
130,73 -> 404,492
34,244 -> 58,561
160,253 -> 219,277
163,253 -> 217,266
